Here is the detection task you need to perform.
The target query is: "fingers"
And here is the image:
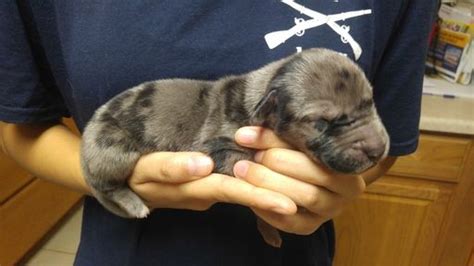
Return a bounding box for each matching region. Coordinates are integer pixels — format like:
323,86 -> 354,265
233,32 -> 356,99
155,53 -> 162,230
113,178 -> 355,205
235,127 -> 292,149
326,173 -> 366,199
235,126 -> 366,198
254,148 -> 331,186
233,126 -> 366,236
128,144 -> 300,214
253,208 -> 327,235
234,160 -> 345,217
254,149 -> 366,198
131,173 -> 297,215
131,152 -> 214,184
188,174 -> 297,214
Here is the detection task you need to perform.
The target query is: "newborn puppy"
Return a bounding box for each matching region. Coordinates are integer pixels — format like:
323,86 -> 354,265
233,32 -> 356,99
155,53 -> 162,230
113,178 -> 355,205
81,48 -> 389,246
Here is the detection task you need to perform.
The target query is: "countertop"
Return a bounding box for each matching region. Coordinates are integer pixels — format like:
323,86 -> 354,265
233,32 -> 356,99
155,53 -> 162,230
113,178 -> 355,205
420,78 -> 474,135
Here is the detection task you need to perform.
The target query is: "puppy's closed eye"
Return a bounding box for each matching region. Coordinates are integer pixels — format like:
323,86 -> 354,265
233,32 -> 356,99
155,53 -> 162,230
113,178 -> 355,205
331,115 -> 355,128
314,119 -> 330,131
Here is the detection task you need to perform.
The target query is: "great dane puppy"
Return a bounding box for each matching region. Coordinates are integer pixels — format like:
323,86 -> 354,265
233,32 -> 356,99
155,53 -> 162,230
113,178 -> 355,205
81,48 -> 389,246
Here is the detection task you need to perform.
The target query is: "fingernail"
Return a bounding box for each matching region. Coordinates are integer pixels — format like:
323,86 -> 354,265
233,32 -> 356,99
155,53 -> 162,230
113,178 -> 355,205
235,128 -> 258,144
188,156 -> 213,176
254,151 -> 264,163
233,161 -> 249,178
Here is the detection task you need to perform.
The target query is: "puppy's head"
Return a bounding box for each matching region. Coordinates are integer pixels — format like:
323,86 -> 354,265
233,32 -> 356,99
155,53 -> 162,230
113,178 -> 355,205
251,48 -> 389,174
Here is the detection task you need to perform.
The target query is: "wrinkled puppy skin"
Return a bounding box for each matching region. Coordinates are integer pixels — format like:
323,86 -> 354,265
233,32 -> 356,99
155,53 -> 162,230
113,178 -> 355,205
81,48 -> 389,247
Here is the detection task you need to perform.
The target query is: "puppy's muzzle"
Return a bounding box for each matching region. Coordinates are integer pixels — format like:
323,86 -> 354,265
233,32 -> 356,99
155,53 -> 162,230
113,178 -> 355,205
353,128 -> 388,163
312,120 -> 389,174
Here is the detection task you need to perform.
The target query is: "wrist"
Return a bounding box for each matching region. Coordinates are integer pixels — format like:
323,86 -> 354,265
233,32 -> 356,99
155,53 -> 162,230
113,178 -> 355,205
361,156 -> 397,185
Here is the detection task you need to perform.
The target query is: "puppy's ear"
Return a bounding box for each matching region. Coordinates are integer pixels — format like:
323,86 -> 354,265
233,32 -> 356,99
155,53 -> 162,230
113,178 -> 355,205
250,89 -> 278,127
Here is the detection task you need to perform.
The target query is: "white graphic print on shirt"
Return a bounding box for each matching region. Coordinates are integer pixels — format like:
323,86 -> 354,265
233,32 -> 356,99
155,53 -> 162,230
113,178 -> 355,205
265,0 -> 372,60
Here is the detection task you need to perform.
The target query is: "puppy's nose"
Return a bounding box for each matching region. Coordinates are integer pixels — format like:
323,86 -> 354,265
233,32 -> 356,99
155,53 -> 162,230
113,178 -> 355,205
362,136 -> 386,162
365,145 -> 385,162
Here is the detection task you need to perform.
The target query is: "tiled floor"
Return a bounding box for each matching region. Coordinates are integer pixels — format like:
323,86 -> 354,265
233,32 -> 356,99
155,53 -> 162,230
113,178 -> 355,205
24,205 -> 83,266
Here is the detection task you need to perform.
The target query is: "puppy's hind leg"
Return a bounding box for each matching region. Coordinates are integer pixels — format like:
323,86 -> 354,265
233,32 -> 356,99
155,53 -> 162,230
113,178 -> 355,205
81,114 -> 149,218
257,218 -> 282,248
200,137 -> 282,248
202,136 -> 283,247
201,136 -> 255,176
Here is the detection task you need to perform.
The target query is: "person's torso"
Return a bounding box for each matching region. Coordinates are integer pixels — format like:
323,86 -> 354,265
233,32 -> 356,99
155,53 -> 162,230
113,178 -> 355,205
27,0 -> 406,129
23,1 -> 408,265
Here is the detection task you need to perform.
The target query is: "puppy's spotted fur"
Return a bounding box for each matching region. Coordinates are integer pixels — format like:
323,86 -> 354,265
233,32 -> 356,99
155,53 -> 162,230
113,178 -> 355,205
81,48 -> 389,246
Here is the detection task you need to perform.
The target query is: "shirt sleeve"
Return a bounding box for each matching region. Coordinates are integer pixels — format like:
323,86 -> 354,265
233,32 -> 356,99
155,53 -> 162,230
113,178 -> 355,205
372,0 -> 438,156
0,1 -> 69,124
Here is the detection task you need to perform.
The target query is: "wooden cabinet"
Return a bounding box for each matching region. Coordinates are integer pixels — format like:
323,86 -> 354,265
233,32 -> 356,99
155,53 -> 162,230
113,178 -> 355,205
468,249 -> 474,266
0,120 -> 83,266
334,132 -> 474,266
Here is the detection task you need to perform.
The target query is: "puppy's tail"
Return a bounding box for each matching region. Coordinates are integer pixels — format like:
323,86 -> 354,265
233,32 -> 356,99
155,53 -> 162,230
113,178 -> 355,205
81,105 -> 149,219
81,141 -> 150,218
92,187 -> 150,219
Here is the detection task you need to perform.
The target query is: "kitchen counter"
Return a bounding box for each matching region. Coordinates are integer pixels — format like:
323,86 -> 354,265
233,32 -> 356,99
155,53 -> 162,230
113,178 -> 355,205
420,94 -> 474,135
420,76 -> 474,135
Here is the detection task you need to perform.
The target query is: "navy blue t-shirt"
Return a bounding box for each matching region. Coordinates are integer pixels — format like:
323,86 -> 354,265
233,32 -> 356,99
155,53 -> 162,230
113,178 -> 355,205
1,1 -> 436,265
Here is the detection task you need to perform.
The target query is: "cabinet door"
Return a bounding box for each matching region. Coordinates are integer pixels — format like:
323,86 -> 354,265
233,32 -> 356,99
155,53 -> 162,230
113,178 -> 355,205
333,176 -> 450,266
388,134 -> 470,182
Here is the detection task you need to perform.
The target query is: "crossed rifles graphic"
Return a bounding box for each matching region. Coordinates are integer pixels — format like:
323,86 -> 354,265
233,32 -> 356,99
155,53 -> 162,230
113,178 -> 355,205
265,0 -> 372,60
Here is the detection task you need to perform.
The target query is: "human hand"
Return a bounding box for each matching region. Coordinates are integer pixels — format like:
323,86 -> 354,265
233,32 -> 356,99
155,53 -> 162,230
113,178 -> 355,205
233,127 -> 366,236
127,151 -> 297,214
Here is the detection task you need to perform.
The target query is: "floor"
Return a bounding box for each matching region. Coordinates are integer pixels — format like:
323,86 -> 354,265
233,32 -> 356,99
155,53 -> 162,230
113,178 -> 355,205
23,205 -> 83,266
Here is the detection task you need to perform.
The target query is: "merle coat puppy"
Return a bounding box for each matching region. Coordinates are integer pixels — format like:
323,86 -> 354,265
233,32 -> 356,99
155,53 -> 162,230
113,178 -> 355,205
81,48 -> 389,246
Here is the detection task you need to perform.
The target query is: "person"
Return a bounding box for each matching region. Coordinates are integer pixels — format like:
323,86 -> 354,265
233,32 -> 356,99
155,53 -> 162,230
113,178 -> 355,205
0,1 -> 437,265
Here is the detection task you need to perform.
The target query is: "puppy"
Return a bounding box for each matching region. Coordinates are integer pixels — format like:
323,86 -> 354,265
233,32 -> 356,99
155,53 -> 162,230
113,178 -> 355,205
81,48 -> 389,247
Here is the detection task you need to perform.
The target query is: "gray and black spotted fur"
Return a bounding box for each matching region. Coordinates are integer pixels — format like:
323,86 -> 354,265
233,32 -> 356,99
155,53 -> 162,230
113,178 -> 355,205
81,48 -> 389,244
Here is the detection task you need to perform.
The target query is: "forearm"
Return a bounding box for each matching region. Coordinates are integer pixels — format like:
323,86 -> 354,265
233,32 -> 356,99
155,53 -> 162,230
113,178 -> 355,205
0,121 -> 91,194
361,156 -> 397,185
